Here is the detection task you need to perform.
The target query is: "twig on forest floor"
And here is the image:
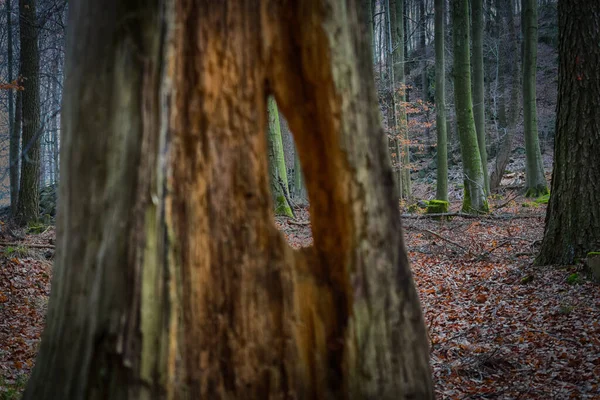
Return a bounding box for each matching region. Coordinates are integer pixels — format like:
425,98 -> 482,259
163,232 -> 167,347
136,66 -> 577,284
288,219 -> 310,226
408,226 -> 468,252
473,240 -> 512,261
494,191 -> 521,211
0,241 -> 55,249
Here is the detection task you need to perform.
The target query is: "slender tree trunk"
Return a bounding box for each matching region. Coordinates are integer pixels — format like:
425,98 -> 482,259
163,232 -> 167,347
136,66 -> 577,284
396,0 -> 411,198
522,0 -> 548,197
293,146 -> 306,200
490,0 -> 520,191
16,0 -> 41,224
24,0 -> 433,398
389,0 -> 408,198
537,0 -> 600,265
11,91 -> 22,215
434,0 -> 447,201
364,0 -> 374,57
452,0 -> 489,213
419,0 -> 429,101
267,96 -> 294,217
7,0 -> 19,214
471,0 -> 489,194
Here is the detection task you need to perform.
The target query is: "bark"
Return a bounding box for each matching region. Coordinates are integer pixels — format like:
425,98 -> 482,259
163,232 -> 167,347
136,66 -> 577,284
537,0 -> 600,265
16,0 -> 41,224
490,0 -> 520,191
434,0 -> 448,201
471,0 -> 489,194
451,0 -> 489,213
522,0 -> 548,197
24,0 -> 433,399
267,96 -> 294,217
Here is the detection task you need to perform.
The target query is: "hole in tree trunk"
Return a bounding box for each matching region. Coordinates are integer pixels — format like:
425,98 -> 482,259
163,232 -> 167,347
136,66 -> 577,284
265,96 -> 311,248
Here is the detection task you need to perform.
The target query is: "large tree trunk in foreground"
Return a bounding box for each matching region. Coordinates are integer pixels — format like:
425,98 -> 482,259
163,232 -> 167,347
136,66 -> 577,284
537,0 -> 600,266
522,0 -> 548,197
16,0 -> 41,224
451,0 -> 489,213
24,0 -> 433,399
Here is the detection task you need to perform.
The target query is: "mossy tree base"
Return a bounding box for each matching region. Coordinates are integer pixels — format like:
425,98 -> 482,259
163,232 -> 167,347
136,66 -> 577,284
525,185 -> 549,198
426,200 -> 449,219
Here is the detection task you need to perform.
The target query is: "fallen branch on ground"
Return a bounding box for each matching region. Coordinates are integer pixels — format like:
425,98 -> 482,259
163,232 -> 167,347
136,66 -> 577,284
405,225 -> 468,252
288,219 -> 310,226
0,241 -> 55,249
401,212 -> 543,220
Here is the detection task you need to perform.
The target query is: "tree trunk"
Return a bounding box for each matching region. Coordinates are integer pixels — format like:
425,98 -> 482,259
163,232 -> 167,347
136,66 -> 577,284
434,0 -> 448,201
267,96 -> 294,217
16,0 -> 41,224
395,0 -> 411,198
419,0 -> 429,101
363,0 -> 375,57
471,0 -> 489,194
293,146 -> 306,200
7,0 -> 19,212
490,0 -> 520,191
522,0 -> 548,197
11,91 -> 22,215
537,0 -> 600,266
452,0 -> 489,213
24,0 -> 433,399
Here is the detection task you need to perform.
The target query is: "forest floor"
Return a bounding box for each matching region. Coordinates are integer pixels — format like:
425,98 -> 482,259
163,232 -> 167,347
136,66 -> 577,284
0,191 -> 599,399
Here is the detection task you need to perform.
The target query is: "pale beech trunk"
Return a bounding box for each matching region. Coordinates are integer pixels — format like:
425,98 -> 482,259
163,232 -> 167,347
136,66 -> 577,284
471,0 -> 489,194
24,0 -> 433,399
395,0 -> 411,198
522,0 -> 548,197
490,0 -> 520,191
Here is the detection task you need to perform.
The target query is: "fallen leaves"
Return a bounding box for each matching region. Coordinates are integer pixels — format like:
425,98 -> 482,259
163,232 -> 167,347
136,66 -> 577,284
0,228 -> 54,394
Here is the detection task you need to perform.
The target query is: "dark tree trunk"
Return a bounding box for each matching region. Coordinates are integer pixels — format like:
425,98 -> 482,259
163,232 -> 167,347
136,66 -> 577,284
24,0 -> 433,399
6,0 -> 19,212
537,0 -> 600,265
16,0 -> 41,224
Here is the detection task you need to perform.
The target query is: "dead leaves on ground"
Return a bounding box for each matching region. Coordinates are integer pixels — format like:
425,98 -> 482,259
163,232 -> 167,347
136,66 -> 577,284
0,228 -> 53,394
278,203 -> 599,399
1,210 -> 599,399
